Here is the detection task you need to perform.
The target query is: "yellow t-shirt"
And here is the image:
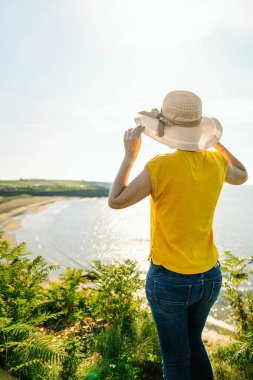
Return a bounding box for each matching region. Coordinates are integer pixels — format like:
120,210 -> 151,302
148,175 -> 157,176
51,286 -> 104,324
145,149 -> 228,274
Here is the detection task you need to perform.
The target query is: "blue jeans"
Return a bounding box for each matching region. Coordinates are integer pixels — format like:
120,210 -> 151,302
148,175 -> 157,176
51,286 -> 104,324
145,261 -> 222,380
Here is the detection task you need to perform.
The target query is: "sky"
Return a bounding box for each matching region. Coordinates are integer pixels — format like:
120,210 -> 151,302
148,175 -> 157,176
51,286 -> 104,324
0,0 -> 253,183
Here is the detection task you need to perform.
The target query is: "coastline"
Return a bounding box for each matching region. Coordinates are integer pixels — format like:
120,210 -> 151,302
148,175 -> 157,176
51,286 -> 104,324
0,196 -> 237,349
0,196 -> 67,246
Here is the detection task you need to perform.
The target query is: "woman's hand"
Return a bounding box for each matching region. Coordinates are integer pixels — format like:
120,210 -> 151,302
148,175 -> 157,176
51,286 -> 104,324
214,141 -> 248,185
108,124 -> 151,209
124,125 -> 144,161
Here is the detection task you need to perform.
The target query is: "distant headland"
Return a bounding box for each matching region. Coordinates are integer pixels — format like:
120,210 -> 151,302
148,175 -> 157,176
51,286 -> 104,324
0,179 -> 110,198
0,179 -> 111,247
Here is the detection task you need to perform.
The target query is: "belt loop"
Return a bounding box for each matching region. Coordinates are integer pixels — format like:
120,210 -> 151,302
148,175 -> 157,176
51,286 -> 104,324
158,265 -> 163,274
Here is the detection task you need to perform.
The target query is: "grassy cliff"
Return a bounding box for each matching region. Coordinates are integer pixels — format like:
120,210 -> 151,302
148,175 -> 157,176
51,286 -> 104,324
0,179 -> 110,198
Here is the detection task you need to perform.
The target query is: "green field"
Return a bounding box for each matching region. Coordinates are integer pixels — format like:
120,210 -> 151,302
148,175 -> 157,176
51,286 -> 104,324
0,179 -> 110,198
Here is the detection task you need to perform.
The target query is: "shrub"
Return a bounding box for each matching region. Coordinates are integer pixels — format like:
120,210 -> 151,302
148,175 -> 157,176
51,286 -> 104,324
3,237 -> 253,380
46,267 -> 89,326
0,239 -> 64,378
94,324 -> 124,360
212,251 -> 253,379
61,336 -> 86,380
87,259 -> 145,330
220,251 -> 253,333
0,239 -> 56,322
81,258 -> 163,380
0,316 -> 65,379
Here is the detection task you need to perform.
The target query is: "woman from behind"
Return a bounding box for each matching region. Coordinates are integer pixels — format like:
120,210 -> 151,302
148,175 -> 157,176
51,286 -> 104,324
108,90 -> 248,380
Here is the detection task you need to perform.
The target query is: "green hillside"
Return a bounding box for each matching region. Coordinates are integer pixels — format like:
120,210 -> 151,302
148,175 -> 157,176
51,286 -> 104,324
0,179 -> 110,198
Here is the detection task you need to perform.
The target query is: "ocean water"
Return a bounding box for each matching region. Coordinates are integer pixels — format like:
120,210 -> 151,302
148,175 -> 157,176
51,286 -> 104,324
14,185 -> 253,276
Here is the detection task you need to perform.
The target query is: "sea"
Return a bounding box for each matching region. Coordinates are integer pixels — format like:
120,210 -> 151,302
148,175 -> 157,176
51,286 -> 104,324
14,185 -> 253,275
12,185 -> 253,321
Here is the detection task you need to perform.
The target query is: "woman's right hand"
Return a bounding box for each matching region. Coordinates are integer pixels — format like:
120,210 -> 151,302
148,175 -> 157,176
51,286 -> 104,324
124,125 -> 145,161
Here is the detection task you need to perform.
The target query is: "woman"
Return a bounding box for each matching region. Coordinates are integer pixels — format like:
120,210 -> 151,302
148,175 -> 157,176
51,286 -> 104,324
108,91 -> 248,380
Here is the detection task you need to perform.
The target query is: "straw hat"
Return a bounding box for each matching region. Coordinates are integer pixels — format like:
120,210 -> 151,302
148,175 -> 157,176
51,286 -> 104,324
136,90 -> 222,151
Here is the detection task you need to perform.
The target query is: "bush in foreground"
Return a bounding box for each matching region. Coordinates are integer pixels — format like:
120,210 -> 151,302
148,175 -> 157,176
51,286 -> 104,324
0,239 -> 162,379
0,238 -> 253,379
212,251 -> 253,380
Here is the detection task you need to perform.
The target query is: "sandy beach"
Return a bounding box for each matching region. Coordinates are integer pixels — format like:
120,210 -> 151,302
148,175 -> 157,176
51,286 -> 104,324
0,196 -> 66,246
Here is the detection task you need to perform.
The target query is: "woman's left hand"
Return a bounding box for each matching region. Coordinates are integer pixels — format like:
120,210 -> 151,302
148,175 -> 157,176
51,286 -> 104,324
124,125 -> 144,161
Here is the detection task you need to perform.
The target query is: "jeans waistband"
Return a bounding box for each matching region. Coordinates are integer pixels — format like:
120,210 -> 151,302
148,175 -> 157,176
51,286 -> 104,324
150,260 -> 221,279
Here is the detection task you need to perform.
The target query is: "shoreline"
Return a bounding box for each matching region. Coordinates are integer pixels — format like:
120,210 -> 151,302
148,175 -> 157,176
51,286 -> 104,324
0,196 -> 68,246
0,196 -> 238,346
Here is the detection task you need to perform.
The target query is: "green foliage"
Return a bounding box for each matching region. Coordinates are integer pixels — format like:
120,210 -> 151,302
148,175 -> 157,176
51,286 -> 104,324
61,337 -> 87,380
94,325 -> 124,360
0,240 -> 64,379
0,179 -> 110,189
2,237 -> 253,380
0,179 -> 109,198
46,268 -> 89,325
124,311 -> 161,363
211,251 -> 253,379
84,313 -> 162,380
87,259 -> 145,329
84,360 -> 142,380
76,259 -> 162,379
121,312 -> 162,380
0,317 -> 65,379
0,238 -> 159,379
0,239 -> 57,321
81,260 -> 161,379
212,342 -> 253,380
220,251 -> 253,333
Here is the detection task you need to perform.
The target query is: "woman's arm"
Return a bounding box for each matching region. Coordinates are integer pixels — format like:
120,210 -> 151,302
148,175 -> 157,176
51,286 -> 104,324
214,142 -> 248,185
108,126 -> 152,209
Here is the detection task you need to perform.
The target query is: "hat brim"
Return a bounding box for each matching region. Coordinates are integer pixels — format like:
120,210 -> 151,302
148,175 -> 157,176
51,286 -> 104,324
139,114 -> 223,151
